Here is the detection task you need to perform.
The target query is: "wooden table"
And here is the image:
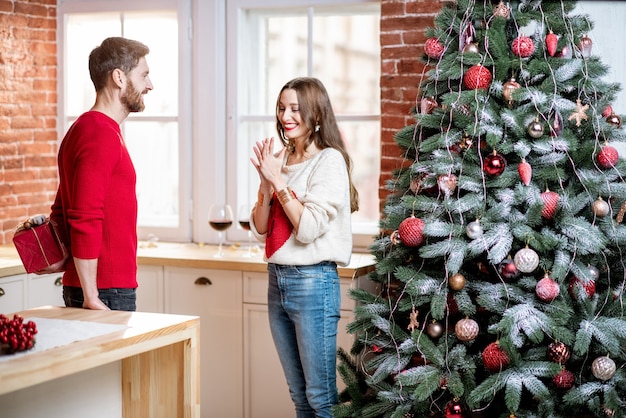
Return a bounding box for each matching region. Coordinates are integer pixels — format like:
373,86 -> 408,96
0,306 -> 200,418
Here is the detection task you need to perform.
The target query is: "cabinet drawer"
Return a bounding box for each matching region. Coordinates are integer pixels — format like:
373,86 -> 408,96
243,271 -> 355,311
0,274 -> 27,314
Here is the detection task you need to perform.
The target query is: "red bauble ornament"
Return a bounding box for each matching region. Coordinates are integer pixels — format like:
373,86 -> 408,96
518,159 -> 532,186
499,257 -> 520,279
512,35 -> 535,57
445,400 -> 464,418
425,37 -> 444,59
463,65 -> 492,90
482,341 -> 510,372
602,104 -> 614,118
541,189 -> 560,219
536,274 -> 560,302
597,145 -> 619,168
547,341 -> 571,364
484,151 -> 507,176
553,369 -> 575,389
568,276 -> 596,299
546,31 -> 558,57
455,317 -> 479,342
398,216 -> 425,247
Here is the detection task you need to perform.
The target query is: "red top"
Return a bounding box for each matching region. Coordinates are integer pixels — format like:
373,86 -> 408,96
51,111 -> 138,289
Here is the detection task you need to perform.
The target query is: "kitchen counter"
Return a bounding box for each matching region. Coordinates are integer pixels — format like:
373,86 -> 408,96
0,305 -> 200,418
0,241 -> 376,279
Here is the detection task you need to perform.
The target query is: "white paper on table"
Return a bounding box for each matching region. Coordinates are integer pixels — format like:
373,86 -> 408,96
0,317 -> 128,362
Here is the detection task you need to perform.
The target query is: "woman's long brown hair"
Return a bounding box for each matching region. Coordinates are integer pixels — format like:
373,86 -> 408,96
276,77 -> 359,213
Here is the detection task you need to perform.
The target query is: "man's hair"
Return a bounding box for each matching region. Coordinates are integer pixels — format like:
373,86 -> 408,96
88,37 -> 149,91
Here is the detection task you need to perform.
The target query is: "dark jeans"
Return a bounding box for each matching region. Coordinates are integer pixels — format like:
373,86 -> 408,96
63,286 -> 137,311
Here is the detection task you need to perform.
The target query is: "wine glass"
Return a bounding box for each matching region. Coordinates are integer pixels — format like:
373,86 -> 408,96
238,204 -> 254,258
208,203 -> 233,258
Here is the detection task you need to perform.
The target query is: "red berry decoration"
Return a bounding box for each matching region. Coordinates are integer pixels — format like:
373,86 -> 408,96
536,274 -> 560,302
546,31 -> 558,57
482,341 -> 510,372
484,151 -> 507,176
424,37 -> 444,59
541,189 -> 560,219
597,145 -> 619,169
0,314 -> 38,354
463,64 -> 492,90
398,216 -> 425,247
553,369 -> 575,389
568,276 -> 596,299
518,159 -> 532,186
512,35 -> 535,57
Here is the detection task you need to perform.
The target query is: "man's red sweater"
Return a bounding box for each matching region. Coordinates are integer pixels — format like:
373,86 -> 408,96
51,111 -> 138,289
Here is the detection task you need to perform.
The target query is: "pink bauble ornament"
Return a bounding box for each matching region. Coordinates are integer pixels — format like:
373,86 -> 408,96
398,216 -> 425,247
438,173 -> 458,196
499,257 -> 520,279
518,159 -> 532,186
541,190 -> 560,219
512,35 -> 535,57
602,104 -> 614,118
592,356 -> 616,381
578,34 -> 592,58
514,247 -> 539,273
424,37 -> 444,59
420,96 -> 438,115
482,341 -> 510,372
455,317 -> 479,341
597,145 -> 619,168
502,77 -> 521,108
536,275 -> 560,302
484,152 -> 507,176
463,65 -> 492,90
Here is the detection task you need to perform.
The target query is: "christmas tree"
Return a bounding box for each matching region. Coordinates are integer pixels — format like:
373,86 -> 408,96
335,1 -> 626,417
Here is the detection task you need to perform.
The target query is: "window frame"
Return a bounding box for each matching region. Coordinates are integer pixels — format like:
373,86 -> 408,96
57,0 -> 193,242
225,0 -> 381,251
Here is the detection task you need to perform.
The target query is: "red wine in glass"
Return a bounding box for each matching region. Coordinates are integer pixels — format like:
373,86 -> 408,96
210,220 -> 233,231
238,220 -> 251,231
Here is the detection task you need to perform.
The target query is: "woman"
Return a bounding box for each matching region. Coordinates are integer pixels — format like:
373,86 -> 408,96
250,77 -> 359,418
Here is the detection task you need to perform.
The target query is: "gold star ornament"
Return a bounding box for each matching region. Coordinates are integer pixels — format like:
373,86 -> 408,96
568,99 -> 589,126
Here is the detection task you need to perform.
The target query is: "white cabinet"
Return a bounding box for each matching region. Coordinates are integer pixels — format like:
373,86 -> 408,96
164,267 -> 243,418
136,265 -> 163,313
27,273 -> 63,309
242,271 -> 358,418
0,274 -> 26,313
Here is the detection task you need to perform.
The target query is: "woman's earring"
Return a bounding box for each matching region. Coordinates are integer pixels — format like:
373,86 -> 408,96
314,124 -> 320,132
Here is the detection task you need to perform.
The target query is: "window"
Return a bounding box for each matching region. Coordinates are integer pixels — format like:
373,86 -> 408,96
59,0 -> 379,248
59,0 -> 191,242
226,0 -> 381,249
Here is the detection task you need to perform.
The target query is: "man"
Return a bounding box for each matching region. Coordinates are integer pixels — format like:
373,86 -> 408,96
38,37 -> 153,311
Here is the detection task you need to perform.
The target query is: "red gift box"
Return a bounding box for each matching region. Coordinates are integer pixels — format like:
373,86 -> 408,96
12,220 -> 67,274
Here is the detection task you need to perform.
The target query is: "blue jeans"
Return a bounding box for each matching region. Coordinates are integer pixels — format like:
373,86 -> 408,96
63,286 -> 137,311
267,262 -> 341,418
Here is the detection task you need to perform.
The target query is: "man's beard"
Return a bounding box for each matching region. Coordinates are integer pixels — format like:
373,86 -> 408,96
121,79 -> 145,113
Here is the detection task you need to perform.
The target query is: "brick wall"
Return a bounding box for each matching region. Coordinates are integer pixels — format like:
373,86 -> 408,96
0,0 -> 58,244
379,0 -> 440,201
0,0 -> 440,245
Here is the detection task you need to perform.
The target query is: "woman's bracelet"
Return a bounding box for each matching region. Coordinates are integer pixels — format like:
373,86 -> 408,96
257,191 -> 270,207
277,187 -> 295,206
